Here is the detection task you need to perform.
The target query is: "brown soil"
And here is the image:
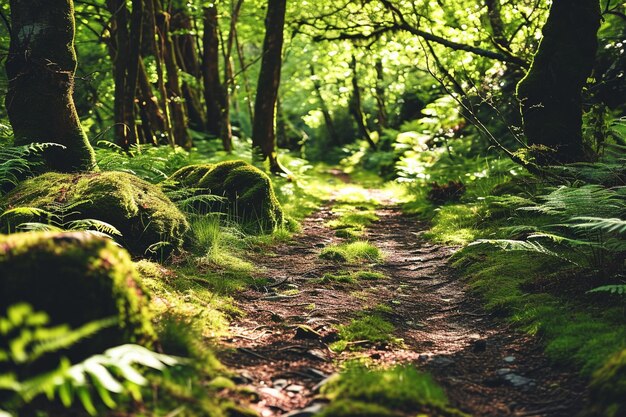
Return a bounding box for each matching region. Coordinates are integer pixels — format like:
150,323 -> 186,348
219,187 -> 587,417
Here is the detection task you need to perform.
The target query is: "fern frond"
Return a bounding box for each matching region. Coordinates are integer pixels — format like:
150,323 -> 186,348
570,217 -> 626,234
17,223 -> 64,232
66,219 -> 122,237
469,239 -> 579,265
1,207 -> 51,218
588,285 -> 626,295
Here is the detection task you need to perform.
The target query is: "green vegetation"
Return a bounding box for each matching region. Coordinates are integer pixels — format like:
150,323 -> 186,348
0,232 -> 155,355
0,172 -> 189,258
320,241 -> 383,263
168,161 -> 285,233
0,0 -> 624,414
320,269 -> 385,284
330,311 -> 399,353
319,363 -> 467,417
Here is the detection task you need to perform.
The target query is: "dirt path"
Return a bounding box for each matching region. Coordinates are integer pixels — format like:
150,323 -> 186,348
219,188 -> 587,416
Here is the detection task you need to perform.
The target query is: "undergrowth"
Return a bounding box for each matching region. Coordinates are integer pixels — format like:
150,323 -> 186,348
318,362 -> 468,417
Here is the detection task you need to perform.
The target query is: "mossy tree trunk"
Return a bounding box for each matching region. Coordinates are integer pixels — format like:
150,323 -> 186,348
5,0 -> 97,172
252,0 -> 287,174
516,0 -> 601,163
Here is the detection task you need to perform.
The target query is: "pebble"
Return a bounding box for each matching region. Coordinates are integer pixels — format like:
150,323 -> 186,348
273,379 -> 288,389
430,356 -> 455,367
495,368 -> 535,388
281,402 -> 326,417
504,355 -> 516,363
286,384 -> 305,393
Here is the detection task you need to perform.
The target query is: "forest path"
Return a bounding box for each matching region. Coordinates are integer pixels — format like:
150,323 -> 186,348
219,183 -> 586,417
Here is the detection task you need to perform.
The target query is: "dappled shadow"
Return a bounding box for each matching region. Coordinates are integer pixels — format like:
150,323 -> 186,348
218,184 -> 587,416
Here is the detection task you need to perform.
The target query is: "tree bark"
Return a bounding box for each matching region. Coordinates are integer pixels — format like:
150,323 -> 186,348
155,5 -> 191,149
202,5 -> 224,140
252,0 -> 287,173
5,0 -> 97,172
171,8 -> 206,130
349,55 -> 377,150
374,59 -> 388,130
310,65 -> 339,145
517,0 -> 600,162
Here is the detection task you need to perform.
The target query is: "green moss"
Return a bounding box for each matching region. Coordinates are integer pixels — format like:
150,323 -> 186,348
456,248 -> 626,375
0,232 -> 154,359
320,270 -> 385,284
330,312 -> 398,352
1,172 -> 189,258
320,241 -> 383,263
585,349 -> 626,417
319,363 -> 467,416
138,260 -> 249,338
168,161 -> 284,233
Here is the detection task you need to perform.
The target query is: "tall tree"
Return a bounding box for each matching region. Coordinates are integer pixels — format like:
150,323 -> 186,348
252,0 -> 287,173
349,55 -> 376,150
517,0 -> 601,162
5,0 -> 97,172
202,5 -> 225,142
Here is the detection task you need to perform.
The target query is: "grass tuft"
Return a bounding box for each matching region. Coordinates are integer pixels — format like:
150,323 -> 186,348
320,241 -> 383,263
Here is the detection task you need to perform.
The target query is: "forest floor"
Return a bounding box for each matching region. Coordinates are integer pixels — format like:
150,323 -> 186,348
218,179 -> 588,417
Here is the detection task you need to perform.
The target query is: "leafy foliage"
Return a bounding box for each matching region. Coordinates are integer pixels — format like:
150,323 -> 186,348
1,201 -> 122,239
0,303 -> 179,416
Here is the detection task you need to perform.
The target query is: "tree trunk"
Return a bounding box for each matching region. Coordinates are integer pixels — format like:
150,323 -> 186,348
349,55 -> 377,150
202,5 -> 224,140
155,6 -> 191,149
5,0 -> 97,172
252,0 -> 287,174
310,65 -> 339,145
171,9 -> 206,130
235,28 -> 255,127
517,0 -> 600,163
137,58 -> 167,143
106,0 -> 131,147
374,59 -> 388,130
145,0 -> 174,147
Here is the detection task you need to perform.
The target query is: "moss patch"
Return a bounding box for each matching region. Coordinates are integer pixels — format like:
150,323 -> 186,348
0,231 -> 154,359
320,270 -> 385,284
585,348 -> 626,417
320,241 -> 383,263
319,363 -> 467,417
330,311 -> 399,352
168,160 -> 284,233
455,248 -> 626,375
0,171 -> 189,258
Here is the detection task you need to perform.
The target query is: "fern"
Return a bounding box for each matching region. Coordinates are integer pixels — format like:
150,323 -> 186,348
95,141 -> 191,183
1,201 -> 122,239
588,285 -> 626,296
571,217 -> 626,234
0,142 -> 65,195
469,238 -> 578,265
0,304 -> 180,417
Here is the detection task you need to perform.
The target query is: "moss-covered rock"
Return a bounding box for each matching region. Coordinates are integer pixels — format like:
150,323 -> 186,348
585,349 -> 626,417
169,160 -> 284,232
0,231 -> 154,358
0,171 -> 189,258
